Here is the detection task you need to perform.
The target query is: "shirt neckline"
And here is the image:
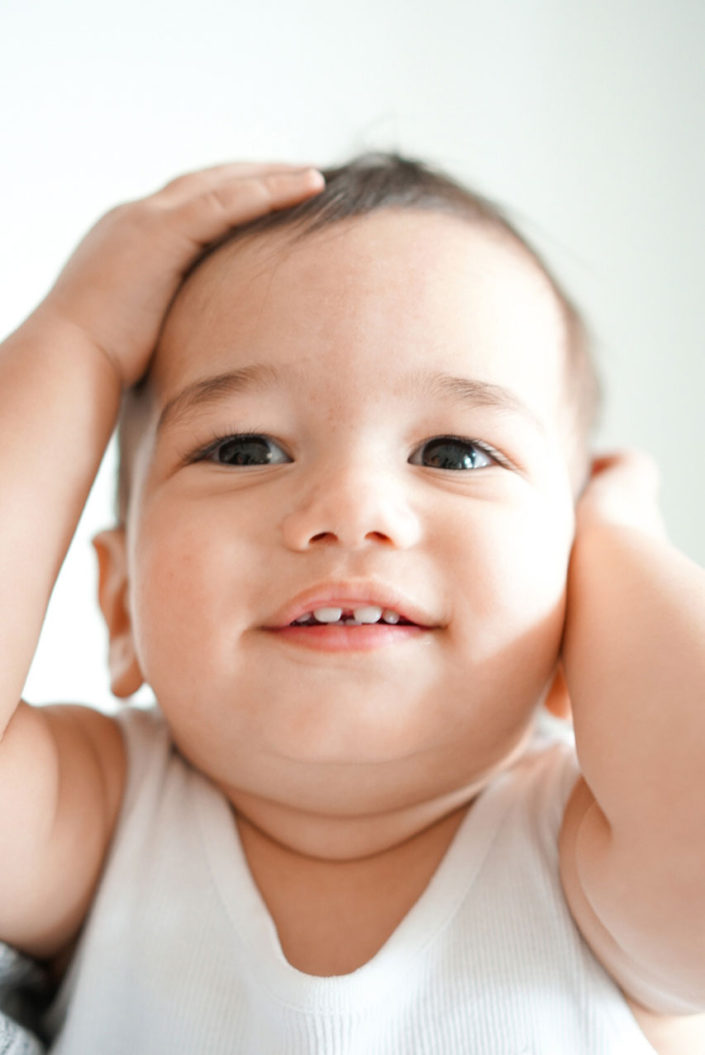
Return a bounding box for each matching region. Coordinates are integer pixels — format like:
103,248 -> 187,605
193,757 -> 525,1013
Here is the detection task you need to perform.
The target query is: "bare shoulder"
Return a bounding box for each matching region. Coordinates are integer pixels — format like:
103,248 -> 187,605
559,775 -> 705,1055
0,701 -> 126,959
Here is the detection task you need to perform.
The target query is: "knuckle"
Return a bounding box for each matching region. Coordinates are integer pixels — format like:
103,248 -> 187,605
126,197 -> 168,229
197,179 -> 273,219
200,185 -> 238,216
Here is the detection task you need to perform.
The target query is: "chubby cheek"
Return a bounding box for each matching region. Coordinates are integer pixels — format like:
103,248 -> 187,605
127,502 -> 256,698
443,495 -> 573,686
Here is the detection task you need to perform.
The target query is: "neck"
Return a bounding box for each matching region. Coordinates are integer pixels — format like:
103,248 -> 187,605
227,777 -> 485,863
214,720 -> 535,863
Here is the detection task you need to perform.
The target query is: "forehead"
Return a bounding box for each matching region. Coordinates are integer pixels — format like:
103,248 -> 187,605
152,210 -> 568,425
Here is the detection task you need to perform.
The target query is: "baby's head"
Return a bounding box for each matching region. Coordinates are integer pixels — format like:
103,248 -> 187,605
96,154 -> 598,841
116,153 -> 599,522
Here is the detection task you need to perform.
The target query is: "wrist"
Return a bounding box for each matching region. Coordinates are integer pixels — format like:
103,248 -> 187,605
12,304 -> 127,393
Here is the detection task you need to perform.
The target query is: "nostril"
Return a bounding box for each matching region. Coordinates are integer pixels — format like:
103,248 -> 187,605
310,531 -> 337,543
308,530 -> 393,546
366,531 -> 393,543
281,501 -> 421,552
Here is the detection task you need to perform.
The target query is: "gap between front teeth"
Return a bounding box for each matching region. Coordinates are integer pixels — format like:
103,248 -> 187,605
294,606 -> 401,625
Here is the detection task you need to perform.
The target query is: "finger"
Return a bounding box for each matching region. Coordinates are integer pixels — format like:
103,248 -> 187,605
156,162 -> 321,203
589,449 -> 660,487
168,169 -> 326,248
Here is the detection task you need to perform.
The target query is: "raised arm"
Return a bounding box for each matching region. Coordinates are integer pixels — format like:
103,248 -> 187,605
0,163 -> 324,959
558,451 -> 705,1015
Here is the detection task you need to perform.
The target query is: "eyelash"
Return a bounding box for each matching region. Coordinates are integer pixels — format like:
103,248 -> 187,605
183,430 -> 288,467
182,431 -> 510,471
410,434 -> 509,470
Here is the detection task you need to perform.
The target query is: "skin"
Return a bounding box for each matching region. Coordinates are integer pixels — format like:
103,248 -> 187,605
103,211 -> 577,870
2,165 -> 702,1049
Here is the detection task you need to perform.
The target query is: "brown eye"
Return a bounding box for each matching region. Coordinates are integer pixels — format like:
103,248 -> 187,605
410,437 -> 494,471
210,435 -> 290,467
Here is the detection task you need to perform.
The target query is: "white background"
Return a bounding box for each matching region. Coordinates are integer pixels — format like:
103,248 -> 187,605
1,0 -> 703,711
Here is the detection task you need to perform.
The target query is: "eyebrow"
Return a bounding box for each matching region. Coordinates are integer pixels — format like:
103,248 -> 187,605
155,363 -> 542,434
156,363 -> 280,434
422,372 -> 544,431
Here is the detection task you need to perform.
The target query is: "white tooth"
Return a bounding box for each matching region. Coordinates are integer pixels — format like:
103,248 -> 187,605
382,609 -> 401,624
312,606 -> 344,623
353,605 -> 383,624
293,615 -> 310,624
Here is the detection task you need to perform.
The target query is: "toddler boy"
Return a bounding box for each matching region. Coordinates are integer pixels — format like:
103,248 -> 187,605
0,154 -> 704,1054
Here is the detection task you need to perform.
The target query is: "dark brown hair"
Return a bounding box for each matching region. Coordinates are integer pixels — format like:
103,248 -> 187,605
117,152 -> 600,520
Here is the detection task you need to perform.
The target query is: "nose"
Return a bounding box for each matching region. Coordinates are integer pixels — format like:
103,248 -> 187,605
280,462 -> 422,551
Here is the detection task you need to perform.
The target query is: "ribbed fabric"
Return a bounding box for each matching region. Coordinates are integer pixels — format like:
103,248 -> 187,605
43,707 -> 657,1055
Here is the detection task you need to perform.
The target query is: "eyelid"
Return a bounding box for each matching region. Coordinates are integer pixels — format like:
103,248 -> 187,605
179,431 -> 512,471
183,431 -> 292,466
408,435 -> 510,469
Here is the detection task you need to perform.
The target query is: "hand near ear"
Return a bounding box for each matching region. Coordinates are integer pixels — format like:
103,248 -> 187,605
548,448 -> 667,726
575,449 -> 668,541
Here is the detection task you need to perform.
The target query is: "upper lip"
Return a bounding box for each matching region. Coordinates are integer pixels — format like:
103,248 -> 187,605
265,581 -> 440,629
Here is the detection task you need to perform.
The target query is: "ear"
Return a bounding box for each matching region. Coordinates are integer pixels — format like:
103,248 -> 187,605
543,663 -> 572,722
92,528 -> 144,698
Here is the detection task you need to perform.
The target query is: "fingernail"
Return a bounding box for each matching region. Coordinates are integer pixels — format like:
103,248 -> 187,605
301,168 -> 325,187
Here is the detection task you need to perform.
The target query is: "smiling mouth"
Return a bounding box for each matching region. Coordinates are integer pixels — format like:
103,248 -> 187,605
263,584 -> 437,652
265,603 -> 427,653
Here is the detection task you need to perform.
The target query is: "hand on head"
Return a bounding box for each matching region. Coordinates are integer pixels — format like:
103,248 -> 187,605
35,163 -> 325,387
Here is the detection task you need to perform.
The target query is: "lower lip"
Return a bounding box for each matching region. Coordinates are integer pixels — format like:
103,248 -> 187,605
267,623 -> 427,652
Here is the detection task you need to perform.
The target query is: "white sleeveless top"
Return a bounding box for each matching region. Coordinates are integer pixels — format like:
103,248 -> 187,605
43,707 -> 656,1054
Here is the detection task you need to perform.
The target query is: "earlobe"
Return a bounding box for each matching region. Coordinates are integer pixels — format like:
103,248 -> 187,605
544,664 -> 572,722
92,528 -> 144,698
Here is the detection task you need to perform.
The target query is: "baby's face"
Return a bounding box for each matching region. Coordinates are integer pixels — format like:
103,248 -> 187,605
120,211 -> 576,819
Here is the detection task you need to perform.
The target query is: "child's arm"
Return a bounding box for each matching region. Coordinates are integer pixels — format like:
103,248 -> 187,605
0,163 -> 324,960
558,451 -> 705,1015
